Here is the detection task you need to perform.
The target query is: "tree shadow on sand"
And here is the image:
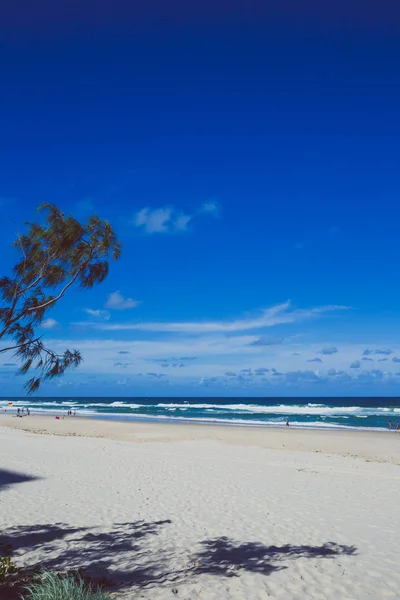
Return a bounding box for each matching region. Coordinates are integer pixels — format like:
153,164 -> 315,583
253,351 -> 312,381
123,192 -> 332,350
0,524 -> 87,554
191,537 -> 357,577
0,520 -> 173,597
42,520 -> 174,587
0,522 -> 357,596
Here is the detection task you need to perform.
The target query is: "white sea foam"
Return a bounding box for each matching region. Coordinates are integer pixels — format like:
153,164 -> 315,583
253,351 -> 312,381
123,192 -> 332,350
79,402 -> 145,409
85,412 -> 387,431
156,402 -> 398,416
109,402 -> 142,409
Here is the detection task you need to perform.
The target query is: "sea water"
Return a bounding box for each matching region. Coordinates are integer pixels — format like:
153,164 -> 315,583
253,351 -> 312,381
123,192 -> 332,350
1,397 -> 400,431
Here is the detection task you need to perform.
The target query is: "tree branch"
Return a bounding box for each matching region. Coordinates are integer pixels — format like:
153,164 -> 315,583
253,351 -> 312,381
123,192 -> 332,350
25,257 -> 92,312
0,336 -> 42,353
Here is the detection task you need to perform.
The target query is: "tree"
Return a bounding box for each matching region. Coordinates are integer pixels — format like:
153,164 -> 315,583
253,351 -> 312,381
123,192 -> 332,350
0,203 -> 121,393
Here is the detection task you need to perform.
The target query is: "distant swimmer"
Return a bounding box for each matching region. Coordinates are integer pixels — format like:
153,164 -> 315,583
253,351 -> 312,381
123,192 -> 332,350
286,418 -> 290,427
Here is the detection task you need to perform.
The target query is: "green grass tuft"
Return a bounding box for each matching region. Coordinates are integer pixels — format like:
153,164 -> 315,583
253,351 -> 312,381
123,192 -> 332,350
23,571 -> 110,600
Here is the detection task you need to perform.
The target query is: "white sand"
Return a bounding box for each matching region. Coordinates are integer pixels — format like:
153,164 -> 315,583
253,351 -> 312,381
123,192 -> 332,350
0,415 -> 400,599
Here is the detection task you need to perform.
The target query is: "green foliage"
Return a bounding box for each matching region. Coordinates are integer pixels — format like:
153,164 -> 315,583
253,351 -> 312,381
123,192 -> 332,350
0,204 -> 121,392
0,556 -> 17,581
23,571 -> 111,600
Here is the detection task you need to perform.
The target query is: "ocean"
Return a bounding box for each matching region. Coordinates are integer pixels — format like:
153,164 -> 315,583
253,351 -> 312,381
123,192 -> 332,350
1,397 -> 399,430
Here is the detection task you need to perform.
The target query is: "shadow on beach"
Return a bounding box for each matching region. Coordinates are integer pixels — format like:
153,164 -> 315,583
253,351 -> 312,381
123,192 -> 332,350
0,469 -> 41,492
191,537 -> 357,577
0,520 -> 357,596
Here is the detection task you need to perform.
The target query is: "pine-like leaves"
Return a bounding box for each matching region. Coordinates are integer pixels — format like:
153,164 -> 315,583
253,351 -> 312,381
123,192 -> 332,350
0,204 -> 121,392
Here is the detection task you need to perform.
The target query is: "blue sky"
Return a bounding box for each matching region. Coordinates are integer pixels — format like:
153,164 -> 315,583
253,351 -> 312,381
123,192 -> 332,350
1,2 -> 400,396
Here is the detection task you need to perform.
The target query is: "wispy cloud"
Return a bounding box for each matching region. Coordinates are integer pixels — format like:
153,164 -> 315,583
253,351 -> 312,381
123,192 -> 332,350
41,318 -> 58,330
249,336 -> 284,347
147,372 -> 167,379
363,348 -> 393,356
357,369 -> 386,381
133,202 -> 219,234
78,302 -> 349,333
22,335 -> 400,393
280,370 -> 323,384
83,309 -> 110,320
201,201 -> 220,215
307,357 -> 323,363
105,291 -> 140,310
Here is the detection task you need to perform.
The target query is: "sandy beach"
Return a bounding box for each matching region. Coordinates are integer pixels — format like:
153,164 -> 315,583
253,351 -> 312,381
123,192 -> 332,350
1,415 -> 399,599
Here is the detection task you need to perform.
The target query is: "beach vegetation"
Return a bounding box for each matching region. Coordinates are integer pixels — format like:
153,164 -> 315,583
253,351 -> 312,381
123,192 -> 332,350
0,203 -> 120,392
23,571 -> 111,600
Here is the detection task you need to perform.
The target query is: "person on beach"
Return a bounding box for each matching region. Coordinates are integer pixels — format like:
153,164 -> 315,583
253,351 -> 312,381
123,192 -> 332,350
17,408 -> 20,417
286,418 -> 290,427
389,421 -> 393,430
396,423 -> 400,431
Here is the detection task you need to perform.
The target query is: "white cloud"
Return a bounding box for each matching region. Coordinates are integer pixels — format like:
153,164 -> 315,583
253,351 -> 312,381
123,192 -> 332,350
201,201 -> 219,214
134,206 -> 175,233
133,202 -> 219,234
282,370 -> 323,384
41,318 -> 58,330
31,336 -> 400,393
83,309 -> 110,320
255,367 -> 269,375
174,213 -> 192,231
318,346 -> 338,355
105,291 -> 140,311
79,302 -> 349,333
